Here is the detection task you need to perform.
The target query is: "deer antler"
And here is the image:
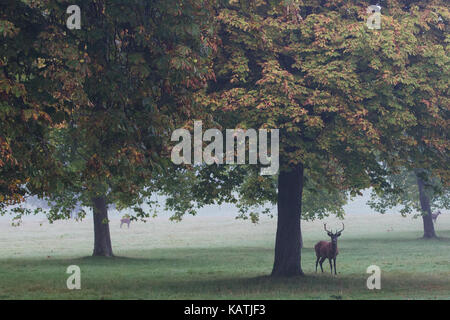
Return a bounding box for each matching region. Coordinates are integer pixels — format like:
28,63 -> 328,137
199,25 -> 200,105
324,223 -> 331,233
336,223 -> 345,233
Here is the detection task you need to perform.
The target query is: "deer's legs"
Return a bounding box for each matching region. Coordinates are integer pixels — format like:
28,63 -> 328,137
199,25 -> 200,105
315,257 -> 320,272
319,257 -> 326,272
333,258 -> 337,275
328,258 -> 333,274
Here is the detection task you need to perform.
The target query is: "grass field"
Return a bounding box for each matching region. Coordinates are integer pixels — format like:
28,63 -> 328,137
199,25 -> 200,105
0,213 -> 449,300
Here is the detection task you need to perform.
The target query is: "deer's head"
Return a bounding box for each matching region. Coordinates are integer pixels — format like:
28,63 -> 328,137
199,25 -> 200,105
324,223 -> 344,245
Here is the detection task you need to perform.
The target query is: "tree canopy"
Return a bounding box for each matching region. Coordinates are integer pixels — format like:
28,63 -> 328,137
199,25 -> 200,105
1,0 -> 216,255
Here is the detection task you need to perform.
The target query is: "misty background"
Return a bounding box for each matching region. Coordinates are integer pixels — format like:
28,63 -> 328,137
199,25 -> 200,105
0,189 -> 397,222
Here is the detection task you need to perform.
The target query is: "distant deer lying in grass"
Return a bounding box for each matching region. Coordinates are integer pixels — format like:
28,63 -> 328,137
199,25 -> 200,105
315,223 -> 344,275
431,211 -> 441,224
120,216 -> 131,228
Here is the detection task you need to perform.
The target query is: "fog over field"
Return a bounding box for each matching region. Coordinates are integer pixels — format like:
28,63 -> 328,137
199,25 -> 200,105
1,189 -> 387,223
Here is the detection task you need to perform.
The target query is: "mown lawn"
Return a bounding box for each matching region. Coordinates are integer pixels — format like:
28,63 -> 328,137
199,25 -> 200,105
0,214 -> 449,299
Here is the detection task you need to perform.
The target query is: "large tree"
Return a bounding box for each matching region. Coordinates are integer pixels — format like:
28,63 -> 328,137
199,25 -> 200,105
369,168 -> 449,238
1,0 -> 216,256
172,0 -> 449,276
368,1 -> 449,238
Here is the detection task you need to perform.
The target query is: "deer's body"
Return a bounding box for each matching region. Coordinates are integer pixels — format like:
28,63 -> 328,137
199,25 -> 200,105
315,241 -> 339,259
120,218 -> 131,228
314,223 -> 344,275
431,211 -> 441,223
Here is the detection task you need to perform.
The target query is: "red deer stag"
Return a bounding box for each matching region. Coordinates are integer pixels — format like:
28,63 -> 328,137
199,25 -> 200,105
314,223 -> 344,275
431,211 -> 441,224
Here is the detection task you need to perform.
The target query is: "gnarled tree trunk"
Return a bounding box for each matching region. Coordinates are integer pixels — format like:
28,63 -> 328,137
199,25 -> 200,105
415,171 -> 437,239
271,162 -> 304,277
92,196 -> 114,256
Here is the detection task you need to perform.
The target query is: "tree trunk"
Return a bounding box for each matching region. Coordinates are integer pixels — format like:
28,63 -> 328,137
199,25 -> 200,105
415,172 -> 437,239
300,232 -> 303,249
92,196 -> 114,256
271,162 -> 304,277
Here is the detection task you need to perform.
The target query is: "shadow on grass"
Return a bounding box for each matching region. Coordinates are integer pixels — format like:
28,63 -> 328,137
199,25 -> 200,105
0,246 -> 270,269
79,270 -> 450,299
0,255 -> 183,269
